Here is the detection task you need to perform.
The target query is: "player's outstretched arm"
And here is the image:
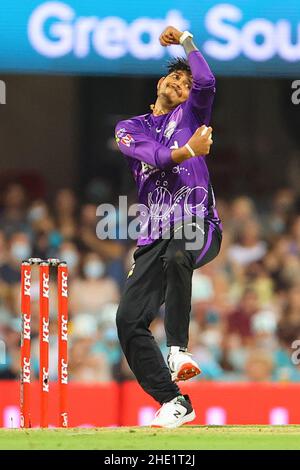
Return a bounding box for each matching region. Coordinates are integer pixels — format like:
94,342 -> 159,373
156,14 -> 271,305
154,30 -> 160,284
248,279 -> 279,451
159,26 -> 215,122
159,26 -> 215,87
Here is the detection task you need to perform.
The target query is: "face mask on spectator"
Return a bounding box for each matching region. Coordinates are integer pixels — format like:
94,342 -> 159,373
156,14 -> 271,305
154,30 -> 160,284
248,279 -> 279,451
28,206 -> 47,222
83,261 -> 105,279
60,250 -> 79,271
11,243 -> 31,261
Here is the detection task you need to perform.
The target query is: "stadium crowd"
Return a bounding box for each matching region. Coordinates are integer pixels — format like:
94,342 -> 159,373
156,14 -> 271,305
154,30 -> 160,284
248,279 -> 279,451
0,182 -> 300,383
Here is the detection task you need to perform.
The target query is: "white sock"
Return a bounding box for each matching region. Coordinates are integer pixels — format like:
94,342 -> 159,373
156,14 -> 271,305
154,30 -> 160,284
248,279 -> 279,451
170,346 -> 187,354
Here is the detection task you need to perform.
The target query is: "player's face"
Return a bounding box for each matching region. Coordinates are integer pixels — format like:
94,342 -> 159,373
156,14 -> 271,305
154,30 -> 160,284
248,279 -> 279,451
157,71 -> 192,108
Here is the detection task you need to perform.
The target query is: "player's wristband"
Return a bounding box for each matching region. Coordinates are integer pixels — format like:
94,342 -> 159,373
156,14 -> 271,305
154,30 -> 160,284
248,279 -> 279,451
185,143 -> 196,157
179,31 -> 194,45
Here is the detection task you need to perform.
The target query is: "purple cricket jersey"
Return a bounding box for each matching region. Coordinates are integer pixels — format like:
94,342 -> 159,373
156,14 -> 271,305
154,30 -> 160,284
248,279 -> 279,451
115,51 -> 222,246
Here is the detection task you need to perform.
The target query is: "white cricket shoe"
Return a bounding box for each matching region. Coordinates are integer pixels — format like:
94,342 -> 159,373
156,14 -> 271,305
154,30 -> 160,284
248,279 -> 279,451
168,347 -> 201,382
150,395 -> 195,429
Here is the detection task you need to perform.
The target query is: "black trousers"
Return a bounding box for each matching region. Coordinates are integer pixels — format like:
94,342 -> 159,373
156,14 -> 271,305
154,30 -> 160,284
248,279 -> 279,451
116,220 -> 222,404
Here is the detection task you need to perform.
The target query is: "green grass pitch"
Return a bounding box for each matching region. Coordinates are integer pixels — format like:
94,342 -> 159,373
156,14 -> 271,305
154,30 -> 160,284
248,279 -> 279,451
0,426 -> 300,450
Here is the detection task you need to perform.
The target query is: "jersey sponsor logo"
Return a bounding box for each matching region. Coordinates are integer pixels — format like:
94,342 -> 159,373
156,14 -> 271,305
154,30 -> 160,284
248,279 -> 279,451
61,271 -> 68,297
22,358 -> 31,383
42,317 -> 49,343
60,358 -> 68,384
42,367 -> 49,392
61,315 -> 68,341
42,271 -> 50,298
23,269 -> 31,296
22,314 -> 31,341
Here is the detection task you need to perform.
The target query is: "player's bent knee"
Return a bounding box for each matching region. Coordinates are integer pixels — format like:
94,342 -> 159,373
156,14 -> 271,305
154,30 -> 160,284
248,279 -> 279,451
116,305 -> 139,340
163,249 -> 190,270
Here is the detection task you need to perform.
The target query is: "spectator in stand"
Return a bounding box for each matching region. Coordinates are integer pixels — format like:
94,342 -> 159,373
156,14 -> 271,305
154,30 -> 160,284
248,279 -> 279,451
228,219 -> 267,267
226,289 -> 260,343
188,319 -> 224,380
264,236 -> 293,290
59,241 -> 80,278
245,261 -> 275,306
275,317 -> 300,383
27,200 -> 49,228
251,308 -> 278,351
0,316 -> 20,379
80,203 -> 124,256
54,188 -> 78,240
289,215 -> 300,257
93,326 -> 121,380
79,202 -> 126,286
0,232 -> 32,284
0,183 -> 29,237
0,230 -> 8,267
265,188 -> 296,237
69,313 -> 113,382
229,196 -> 258,236
69,337 -> 112,382
278,285 -> 300,333
69,252 -> 120,316
244,349 -> 274,382
281,254 -> 300,288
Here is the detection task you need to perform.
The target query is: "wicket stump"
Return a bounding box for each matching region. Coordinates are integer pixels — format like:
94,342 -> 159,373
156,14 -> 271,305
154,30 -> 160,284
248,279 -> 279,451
20,258 -> 68,428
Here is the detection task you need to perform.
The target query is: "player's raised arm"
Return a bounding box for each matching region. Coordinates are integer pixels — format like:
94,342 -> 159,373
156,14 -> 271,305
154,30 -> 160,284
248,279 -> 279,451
116,120 -> 213,168
159,26 -> 216,123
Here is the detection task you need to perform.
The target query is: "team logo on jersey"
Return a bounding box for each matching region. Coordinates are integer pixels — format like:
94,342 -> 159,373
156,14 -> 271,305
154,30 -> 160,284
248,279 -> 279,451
115,128 -> 134,148
121,134 -> 134,147
164,120 -> 177,139
115,127 -> 125,141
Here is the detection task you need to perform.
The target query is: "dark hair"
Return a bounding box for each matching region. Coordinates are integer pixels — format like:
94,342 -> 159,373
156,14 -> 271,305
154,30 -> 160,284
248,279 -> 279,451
166,57 -> 191,75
